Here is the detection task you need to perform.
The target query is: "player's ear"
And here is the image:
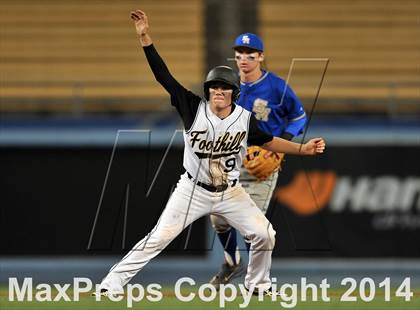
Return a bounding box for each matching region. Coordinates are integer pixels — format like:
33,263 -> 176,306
258,53 -> 265,62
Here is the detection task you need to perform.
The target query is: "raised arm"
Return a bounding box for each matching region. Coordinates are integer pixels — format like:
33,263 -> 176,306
130,10 -> 184,95
262,136 -> 325,156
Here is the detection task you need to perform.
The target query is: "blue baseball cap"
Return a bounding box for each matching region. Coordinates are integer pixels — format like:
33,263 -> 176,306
233,33 -> 264,52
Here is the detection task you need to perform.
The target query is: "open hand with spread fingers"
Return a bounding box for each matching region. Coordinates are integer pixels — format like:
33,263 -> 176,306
130,9 -> 149,36
301,138 -> 326,155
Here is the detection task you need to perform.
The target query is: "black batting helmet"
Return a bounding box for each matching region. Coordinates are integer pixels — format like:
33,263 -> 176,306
203,66 -> 240,101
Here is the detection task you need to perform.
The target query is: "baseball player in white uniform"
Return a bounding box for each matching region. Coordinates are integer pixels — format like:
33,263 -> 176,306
96,9 -> 325,297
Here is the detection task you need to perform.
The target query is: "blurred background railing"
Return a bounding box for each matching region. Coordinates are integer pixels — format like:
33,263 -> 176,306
1,80 -> 418,116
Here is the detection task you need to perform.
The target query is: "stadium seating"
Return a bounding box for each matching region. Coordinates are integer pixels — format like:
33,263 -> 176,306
0,0 -> 204,112
259,0 -> 419,113
0,0 -> 418,114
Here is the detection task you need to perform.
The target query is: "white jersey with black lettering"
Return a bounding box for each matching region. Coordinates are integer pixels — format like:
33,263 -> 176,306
100,100 -> 276,294
183,101 -> 250,186
98,44 -> 276,295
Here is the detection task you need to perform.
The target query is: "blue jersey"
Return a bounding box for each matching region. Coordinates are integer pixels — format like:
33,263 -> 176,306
237,70 -> 306,138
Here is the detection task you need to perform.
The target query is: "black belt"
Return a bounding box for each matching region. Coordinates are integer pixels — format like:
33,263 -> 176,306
187,172 -> 236,192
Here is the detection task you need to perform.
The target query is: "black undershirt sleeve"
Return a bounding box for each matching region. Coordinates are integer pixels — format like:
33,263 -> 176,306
247,114 -> 274,146
143,44 -> 201,130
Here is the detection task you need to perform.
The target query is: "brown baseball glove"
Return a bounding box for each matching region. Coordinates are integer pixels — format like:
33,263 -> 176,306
243,146 -> 285,181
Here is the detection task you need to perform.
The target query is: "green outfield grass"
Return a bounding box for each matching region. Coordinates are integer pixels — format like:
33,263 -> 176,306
1,287 -> 419,310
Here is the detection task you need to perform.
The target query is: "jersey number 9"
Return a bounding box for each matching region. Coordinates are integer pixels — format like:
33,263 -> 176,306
224,158 -> 236,172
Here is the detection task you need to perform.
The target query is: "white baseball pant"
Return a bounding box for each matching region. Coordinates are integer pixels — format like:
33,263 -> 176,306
211,168 -> 279,234
99,172 -> 276,293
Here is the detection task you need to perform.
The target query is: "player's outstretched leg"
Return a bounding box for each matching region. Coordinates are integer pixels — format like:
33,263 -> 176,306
214,186 -> 276,294
240,169 -> 279,256
98,175 -> 209,295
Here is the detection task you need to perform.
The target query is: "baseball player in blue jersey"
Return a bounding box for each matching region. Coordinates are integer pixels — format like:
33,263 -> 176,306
209,33 -> 307,288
